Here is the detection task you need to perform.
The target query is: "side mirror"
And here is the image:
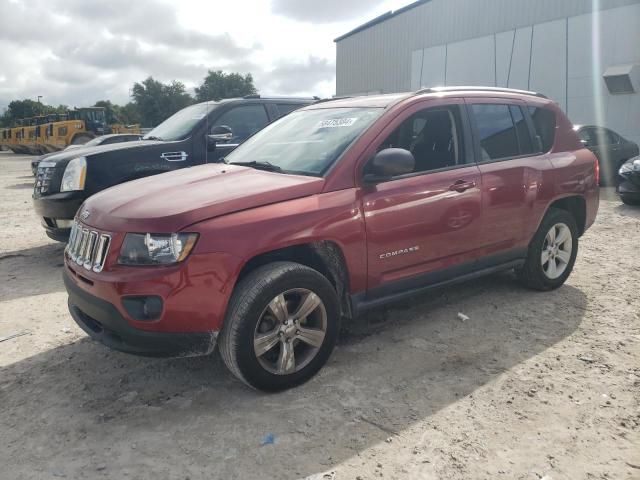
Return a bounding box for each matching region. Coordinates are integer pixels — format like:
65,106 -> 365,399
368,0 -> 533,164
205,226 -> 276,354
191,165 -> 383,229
364,148 -> 415,183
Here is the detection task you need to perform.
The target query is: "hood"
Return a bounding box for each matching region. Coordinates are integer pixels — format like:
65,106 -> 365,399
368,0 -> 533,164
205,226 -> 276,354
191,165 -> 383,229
81,163 -> 325,232
40,140 -> 163,166
33,151 -> 60,163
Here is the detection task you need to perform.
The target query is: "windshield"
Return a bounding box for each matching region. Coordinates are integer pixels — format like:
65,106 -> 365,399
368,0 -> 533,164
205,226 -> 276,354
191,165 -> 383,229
226,107 -> 383,176
143,103 -> 215,142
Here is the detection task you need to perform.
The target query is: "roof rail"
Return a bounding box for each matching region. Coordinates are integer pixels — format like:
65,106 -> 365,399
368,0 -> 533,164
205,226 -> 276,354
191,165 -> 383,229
243,94 -> 321,100
415,86 -> 548,99
312,96 -> 354,104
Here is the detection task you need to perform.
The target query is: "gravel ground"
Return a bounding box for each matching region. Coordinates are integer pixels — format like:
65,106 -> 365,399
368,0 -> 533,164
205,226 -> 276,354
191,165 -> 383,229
0,151 -> 639,480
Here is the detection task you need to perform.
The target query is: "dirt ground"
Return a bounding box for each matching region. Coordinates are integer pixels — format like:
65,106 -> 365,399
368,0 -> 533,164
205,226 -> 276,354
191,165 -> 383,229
0,150 -> 638,480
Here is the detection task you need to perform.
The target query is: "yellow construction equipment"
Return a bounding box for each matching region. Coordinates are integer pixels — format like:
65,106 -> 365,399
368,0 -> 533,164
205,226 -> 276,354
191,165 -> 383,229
0,107 -> 141,154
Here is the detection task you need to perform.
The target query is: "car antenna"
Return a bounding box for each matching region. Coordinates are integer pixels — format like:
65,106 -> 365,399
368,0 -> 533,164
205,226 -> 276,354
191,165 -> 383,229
205,102 -> 209,165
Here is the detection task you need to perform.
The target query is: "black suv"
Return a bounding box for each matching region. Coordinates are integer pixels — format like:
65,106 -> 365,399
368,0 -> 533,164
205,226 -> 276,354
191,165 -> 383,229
574,125 -> 639,186
33,96 -> 314,241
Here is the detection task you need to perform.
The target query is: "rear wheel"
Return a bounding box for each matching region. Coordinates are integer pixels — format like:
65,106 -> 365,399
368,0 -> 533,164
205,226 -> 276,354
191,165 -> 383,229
218,262 -> 340,391
517,208 -> 579,291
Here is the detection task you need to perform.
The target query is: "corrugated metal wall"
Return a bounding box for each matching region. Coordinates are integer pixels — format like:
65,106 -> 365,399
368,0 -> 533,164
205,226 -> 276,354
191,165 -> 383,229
336,0 -> 640,95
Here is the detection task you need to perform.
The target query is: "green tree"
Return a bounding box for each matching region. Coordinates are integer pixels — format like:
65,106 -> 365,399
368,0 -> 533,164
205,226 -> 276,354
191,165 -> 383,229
131,77 -> 194,127
94,100 -> 122,124
195,70 -> 257,102
120,102 -> 141,125
0,99 -> 57,126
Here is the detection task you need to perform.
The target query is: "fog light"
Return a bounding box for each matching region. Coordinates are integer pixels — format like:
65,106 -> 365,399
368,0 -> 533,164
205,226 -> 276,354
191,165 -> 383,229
122,296 -> 163,321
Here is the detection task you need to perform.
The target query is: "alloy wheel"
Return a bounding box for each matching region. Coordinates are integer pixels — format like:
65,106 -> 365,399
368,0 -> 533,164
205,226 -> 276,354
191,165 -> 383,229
541,222 -> 572,280
253,288 -> 328,375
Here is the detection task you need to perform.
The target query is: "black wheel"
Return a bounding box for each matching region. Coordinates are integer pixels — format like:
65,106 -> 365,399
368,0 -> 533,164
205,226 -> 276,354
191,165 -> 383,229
517,208 -> 579,291
621,195 -> 640,206
218,261 -> 340,391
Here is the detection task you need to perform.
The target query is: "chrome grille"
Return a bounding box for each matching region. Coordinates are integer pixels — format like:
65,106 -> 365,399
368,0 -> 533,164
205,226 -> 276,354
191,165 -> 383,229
35,165 -> 55,194
66,221 -> 111,272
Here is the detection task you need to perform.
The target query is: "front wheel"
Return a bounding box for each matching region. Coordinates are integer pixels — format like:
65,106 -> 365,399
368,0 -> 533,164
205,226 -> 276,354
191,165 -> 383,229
517,208 -> 579,291
218,262 -> 340,391
621,195 -> 640,206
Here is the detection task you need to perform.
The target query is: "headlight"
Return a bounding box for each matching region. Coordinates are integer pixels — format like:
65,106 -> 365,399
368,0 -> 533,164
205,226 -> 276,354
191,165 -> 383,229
118,233 -> 199,265
619,158 -> 640,175
60,157 -> 87,192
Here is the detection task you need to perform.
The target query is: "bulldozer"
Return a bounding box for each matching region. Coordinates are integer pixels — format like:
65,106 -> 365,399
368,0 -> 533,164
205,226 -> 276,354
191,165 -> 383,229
0,107 -> 141,154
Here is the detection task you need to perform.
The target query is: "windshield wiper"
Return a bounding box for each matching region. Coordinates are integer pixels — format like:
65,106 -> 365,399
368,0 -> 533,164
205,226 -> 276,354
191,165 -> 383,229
232,161 -> 283,173
144,135 -> 163,141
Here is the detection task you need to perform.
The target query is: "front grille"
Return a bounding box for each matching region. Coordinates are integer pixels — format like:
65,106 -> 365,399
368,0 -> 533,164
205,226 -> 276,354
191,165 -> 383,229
35,166 -> 54,194
66,221 -> 111,273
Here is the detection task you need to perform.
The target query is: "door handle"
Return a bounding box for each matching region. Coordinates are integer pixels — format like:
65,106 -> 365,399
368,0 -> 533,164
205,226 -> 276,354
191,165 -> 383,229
449,180 -> 476,192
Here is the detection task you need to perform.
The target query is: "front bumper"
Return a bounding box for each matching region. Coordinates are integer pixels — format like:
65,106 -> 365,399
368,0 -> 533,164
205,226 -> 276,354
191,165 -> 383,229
618,179 -> 640,201
33,191 -> 85,241
64,270 -> 217,357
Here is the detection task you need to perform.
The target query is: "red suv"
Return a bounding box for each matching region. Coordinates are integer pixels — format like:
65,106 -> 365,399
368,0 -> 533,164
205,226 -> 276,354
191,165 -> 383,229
63,87 -> 599,391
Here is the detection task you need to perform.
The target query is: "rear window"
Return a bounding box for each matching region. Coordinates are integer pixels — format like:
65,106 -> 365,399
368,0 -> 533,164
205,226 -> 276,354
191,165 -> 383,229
528,106 -> 556,152
471,104 -> 521,161
275,103 -> 304,118
510,106 -> 535,155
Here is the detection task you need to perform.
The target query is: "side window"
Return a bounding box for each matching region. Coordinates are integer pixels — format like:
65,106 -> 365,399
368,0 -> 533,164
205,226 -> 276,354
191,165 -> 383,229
210,105 -> 269,143
374,105 -> 467,174
577,128 -> 593,145
510,106 -> 534,154
527,106 -> 556,152
275,103 -> 303,118
604,129 -> 619,145
471,104 -> 520,161
586,127 -> 608,146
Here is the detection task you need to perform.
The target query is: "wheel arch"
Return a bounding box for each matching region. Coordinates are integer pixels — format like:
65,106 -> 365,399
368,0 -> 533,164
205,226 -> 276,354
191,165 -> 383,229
544,195 -> 587,236
70,132 -> 96,145
234,241 -> 353,319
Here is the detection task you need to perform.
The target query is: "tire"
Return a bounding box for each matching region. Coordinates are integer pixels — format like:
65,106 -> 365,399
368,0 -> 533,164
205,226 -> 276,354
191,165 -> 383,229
517,208 -> 579,291
218,261 -> 340,391
71,134 -> 93,145
621,195 -> 640,206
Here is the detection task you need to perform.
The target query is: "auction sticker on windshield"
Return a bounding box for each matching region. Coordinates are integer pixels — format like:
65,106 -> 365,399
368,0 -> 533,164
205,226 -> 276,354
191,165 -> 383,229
317,118 -> 358,128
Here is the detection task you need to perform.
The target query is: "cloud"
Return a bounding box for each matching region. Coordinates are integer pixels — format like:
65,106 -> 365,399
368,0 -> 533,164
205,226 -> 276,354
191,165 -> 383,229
271,0 -> 387,23
0,0 -> 341,112
259,56 -> 335,96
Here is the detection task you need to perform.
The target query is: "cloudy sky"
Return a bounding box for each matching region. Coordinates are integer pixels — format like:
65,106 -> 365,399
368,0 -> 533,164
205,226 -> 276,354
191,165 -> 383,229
0,0 -> 410,111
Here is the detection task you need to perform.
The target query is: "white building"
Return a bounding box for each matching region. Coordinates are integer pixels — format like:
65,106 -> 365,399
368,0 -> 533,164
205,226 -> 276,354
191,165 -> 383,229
335,0 -> 640,145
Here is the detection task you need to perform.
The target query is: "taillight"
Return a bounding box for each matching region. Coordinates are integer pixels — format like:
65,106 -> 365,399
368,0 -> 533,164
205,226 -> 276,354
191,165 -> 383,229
594,156 -> 600,185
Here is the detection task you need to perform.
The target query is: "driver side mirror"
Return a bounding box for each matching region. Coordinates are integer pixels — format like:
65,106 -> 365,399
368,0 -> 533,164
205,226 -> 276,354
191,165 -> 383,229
207,125 -> 234,150
364,148 -> 415,184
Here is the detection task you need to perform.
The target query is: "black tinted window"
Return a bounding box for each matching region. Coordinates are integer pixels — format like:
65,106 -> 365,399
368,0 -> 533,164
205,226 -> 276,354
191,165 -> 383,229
528,106 -> 556,152
211,105 -> 269,143
275,103 -> 304,118
603,129 -> 618,144
471,104 -> 520,161
510,106 -> 534,154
